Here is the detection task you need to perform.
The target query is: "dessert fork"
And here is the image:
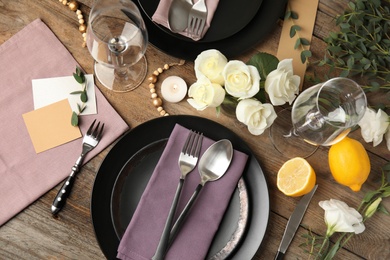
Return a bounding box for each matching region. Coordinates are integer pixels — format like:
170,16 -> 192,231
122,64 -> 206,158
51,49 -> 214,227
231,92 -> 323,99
51,119 -> 104,215
152,130 -> 203,260
187,0 -> 208,40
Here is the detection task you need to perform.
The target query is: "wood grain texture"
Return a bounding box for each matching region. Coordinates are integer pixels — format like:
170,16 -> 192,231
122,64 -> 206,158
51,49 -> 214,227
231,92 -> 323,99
0,0 -> 389,259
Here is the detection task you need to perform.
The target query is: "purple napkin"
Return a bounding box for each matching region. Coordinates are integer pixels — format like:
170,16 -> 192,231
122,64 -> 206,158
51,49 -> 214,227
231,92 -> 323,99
0,19 -> 129,226
152,0 -> 220,41
117,124 -> 248,260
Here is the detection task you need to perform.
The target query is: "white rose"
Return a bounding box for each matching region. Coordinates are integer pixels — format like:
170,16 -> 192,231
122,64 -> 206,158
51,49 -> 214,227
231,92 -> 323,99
222,60 -> 260,99
319,199 -> 365,237
358,108 -> 389,146
194,49 -> 227,85
265,59 -> 300,106
187,77 -> 225,111
236,99 -> 277,135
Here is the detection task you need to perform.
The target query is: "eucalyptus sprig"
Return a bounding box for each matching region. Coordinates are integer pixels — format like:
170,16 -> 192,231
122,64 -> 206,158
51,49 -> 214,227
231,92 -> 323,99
318,0 -> 390,93
301,171 -> 390,259
285,8 -> 312,64
70,66 -> 88,126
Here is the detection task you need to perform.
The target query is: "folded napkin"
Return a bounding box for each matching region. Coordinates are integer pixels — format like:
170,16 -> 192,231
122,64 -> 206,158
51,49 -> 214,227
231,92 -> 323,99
0,19 -> 129,226
152,0 -> 219,41
117,124 -> 248,260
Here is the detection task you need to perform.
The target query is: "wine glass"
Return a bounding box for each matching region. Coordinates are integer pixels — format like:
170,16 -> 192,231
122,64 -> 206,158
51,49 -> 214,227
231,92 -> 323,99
269,77 -> 367,158
86,0 -> 148,92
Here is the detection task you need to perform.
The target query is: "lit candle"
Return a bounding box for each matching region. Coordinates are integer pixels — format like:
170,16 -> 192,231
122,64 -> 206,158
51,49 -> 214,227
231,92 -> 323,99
161,76 -> 187,103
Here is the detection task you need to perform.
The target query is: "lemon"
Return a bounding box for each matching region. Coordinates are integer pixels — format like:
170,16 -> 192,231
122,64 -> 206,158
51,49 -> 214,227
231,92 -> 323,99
328,136 -> 370,192
277,157 -> 316,197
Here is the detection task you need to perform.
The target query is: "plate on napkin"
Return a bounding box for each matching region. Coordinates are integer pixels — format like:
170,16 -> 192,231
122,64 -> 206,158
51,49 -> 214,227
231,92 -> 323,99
143,0 -> 264,43
135,0 -> 287,60
91,115 -> 269,259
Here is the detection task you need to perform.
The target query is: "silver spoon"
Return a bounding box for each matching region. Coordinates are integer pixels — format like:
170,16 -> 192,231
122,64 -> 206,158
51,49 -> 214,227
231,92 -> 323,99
167,139 -> 233,248
168,0 -> 193,33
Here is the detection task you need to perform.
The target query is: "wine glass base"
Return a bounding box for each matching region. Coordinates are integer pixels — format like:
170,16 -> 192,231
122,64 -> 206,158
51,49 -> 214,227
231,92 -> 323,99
94,55 -> 147,92
269,108 -> 318,159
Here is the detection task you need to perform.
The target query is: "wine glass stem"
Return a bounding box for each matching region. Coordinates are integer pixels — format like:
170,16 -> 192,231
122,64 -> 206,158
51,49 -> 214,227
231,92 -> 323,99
115,67 -> 127,77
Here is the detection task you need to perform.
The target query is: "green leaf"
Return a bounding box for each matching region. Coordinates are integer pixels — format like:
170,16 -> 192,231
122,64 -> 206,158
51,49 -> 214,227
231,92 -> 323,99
253,89 -> 266,103
294,38 -> 302,49
340,69 -> 350,77
215,106 -> 221,117
324,240 -> 341,260
71,112 -> 79,126
300,50 -> 312,63
378,204 -> 389,215
247,52 -> 279,80
382,188 -> 390,198
73,66 -> 85,84
80,91 -> 88,103
70,90 -> 84,95
73,73 -> 84,84
300,38 -> 310,46
290,11 -> 298,19
290,25 -> 301,38
284,10 -> 292,20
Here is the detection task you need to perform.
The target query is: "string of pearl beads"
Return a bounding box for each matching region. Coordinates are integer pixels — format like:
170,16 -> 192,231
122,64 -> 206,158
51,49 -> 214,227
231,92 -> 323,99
58,0 -> 87,47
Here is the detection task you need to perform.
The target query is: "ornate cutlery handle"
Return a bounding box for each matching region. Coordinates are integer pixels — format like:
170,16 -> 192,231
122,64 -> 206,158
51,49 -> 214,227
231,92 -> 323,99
51,155 -> 84,215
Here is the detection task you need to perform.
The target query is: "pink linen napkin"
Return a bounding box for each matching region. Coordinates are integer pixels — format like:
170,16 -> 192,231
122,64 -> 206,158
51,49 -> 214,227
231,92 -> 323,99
152,0 -> 220,40
117,124 -> 248,260
0,19 -> 129,226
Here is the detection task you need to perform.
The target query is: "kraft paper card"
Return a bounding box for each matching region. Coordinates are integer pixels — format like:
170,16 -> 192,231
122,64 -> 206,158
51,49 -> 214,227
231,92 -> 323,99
22,99 -> 82,153
277,0 -> 319,89
32,74 -> 97,115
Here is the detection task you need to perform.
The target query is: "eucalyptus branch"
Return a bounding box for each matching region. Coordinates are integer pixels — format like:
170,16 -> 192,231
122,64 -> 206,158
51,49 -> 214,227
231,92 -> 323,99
284,5 -> 312,64
318,0 -> 390,94
70,66 -> 88,126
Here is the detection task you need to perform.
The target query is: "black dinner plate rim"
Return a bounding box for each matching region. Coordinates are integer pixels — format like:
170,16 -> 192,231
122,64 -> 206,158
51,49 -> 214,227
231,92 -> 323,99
90,115 -> 270,259
135,0 -> 287,60
138,0 -> 264,43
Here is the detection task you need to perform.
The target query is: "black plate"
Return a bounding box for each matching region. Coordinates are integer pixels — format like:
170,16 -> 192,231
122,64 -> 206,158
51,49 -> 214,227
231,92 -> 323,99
135,0 -> 287,60
140,0 -> 264,43
91,115 -> 270,259
111,139 -> 249,259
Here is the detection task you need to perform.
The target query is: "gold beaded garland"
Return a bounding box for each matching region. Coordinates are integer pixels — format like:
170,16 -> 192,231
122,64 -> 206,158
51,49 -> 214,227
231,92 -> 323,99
147,60 -> 186,116
57,0 -> 86,47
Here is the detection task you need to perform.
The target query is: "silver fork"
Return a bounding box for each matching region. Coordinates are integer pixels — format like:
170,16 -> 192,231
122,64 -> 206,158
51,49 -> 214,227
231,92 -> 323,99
187,0 -> 208,40
51,119 -> 104,215
152,130 -> 203,260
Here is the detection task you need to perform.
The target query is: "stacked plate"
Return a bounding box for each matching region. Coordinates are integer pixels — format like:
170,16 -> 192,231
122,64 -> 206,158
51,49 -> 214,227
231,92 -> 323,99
91,116 -> 270,259
136,0 -> 288,60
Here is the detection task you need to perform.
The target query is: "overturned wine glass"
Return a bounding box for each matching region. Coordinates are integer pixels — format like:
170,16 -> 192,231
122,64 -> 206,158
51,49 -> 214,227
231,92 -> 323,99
269,77 -> 367,158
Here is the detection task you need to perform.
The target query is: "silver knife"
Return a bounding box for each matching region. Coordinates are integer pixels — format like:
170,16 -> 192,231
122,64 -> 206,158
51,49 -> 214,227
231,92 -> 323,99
275,184 -> 318,260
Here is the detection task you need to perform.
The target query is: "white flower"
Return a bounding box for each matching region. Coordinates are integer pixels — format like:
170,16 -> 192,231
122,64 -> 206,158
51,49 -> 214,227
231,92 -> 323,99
319,199 -> 365,237
236,99 -> 277,135
222,60 -> 260,99
187,76 -> 225,111
264,59 -> 300,106
194,49 -> 227,85
386,127 -> 390,151
364,197 -> 382,218
358,108 -> 389,147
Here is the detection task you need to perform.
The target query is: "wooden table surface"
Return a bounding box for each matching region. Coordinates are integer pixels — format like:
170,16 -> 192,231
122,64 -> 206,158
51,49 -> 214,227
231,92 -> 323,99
1,0 -> 389,259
